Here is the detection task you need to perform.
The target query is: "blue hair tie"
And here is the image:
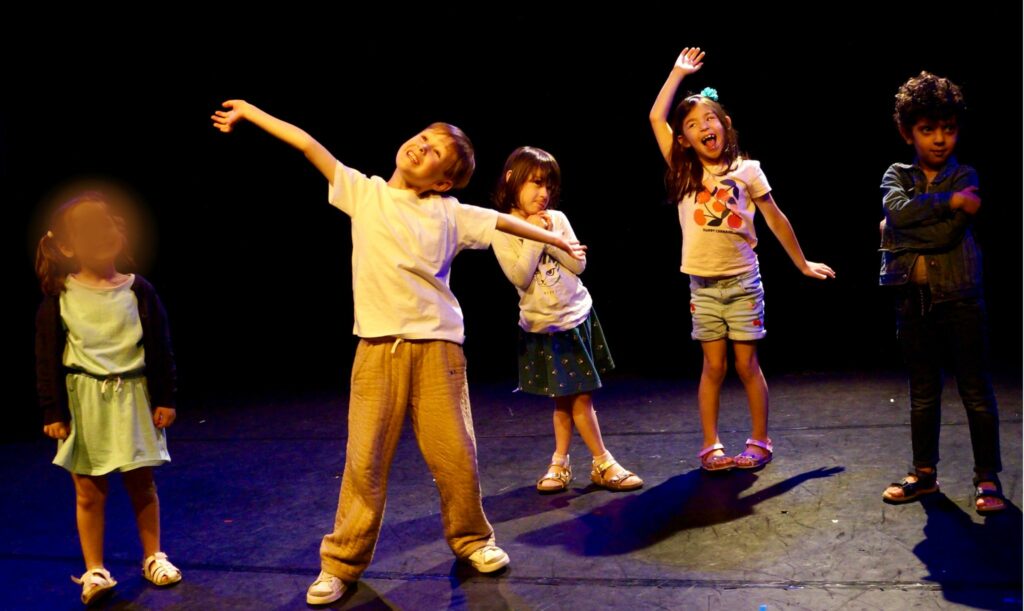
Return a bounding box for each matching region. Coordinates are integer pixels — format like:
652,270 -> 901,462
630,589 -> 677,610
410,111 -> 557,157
700,87 -> 719,101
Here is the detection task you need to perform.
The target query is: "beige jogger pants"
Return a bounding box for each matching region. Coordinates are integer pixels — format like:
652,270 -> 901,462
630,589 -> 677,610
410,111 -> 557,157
319,338 -> 495,581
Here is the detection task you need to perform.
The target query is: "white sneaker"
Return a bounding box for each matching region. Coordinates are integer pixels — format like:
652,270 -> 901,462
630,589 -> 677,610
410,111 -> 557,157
466,545 -> 510,574
306,570 -> 346,605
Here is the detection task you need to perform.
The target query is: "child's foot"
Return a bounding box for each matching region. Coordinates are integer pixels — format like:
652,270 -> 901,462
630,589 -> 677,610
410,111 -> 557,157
307,570 -> 347,605
882,469 -> 939,504
591,453 -> 643,491
466,545 -> 510,574
71,567 -> 116,606
734,438 -> 773,470
536,455 -> 573,494
699,442 -> 735,472
142,552 -> 182,587
974,480 -> 1007,514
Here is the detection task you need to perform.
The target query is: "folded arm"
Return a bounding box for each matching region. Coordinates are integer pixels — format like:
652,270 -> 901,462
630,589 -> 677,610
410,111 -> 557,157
492,233 -> 545,291
496,214 -> 586,260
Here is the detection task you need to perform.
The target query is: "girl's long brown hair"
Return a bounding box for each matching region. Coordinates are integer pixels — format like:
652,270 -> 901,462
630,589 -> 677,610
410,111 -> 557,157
666,95 -> 741,202
35,192 -> 111,296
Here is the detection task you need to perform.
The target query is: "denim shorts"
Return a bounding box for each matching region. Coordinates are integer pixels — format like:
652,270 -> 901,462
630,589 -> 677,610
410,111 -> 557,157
688,267 -> 766,342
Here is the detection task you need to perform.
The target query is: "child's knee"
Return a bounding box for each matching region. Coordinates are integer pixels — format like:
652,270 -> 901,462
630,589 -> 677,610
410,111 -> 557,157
734,355 -> 761,381
123,471 -> 158,501
702,357 -> 727,382
76,483 -> 108,510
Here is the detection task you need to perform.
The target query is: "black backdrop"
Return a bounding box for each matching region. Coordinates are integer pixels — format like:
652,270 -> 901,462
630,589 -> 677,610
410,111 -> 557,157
5,7 -> 1021,439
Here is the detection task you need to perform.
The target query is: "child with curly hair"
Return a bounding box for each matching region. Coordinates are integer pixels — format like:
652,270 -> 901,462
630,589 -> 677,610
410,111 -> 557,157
879,72 -> 1005,513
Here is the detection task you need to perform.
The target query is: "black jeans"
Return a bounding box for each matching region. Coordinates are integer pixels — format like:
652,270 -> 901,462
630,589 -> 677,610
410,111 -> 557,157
896,287 -> 1001,477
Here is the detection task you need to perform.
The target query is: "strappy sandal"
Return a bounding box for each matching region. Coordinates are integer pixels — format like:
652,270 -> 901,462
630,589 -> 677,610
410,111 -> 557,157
591,455 -> 643,491
734,438 -> 773,470
699,442 -> 735,472
71,567 -> 117,605
142,552 -> 182,587
882,469 -> 939,504
973,477 -> 1007,515
536,456 -> 573,494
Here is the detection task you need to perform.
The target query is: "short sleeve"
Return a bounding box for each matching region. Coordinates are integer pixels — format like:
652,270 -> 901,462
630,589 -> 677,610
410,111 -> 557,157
736,160 -> 771,199
451,201 -> 499,251
328,160 -> 374,217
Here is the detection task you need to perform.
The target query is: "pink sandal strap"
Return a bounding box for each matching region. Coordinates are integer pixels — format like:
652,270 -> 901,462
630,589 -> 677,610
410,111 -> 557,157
698,442 -> 726,459
744,438 -> 773,453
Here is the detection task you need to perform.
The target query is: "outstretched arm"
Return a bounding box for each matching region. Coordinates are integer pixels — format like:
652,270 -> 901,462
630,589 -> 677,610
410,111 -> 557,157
496,214 -> 587,260
649,47 -> 704,164
755,194 -> 835,280
212,100 -> 337,181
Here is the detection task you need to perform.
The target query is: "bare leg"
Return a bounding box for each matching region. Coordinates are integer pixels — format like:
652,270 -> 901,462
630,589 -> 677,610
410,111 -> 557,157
733,341 -> 770,457
122,468 -> 160,558
698,340 -> 729,454
566,393 -> 607,457
551,398 -> 574,456
72,473 -> 109,570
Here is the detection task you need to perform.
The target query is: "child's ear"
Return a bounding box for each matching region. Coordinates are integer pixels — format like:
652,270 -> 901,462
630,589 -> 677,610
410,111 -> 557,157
58,243 -> 75,259
898,126 -> 913,145
432,179 -> 454,194
677,135 -> 691,149
505,170 -> 513,182
725,115 -> 733,129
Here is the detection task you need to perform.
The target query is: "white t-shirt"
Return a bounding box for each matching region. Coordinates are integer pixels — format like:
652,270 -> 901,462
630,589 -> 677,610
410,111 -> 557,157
328,161 -> 499,344
491,210 -> 592,333
677,159 -> 771,277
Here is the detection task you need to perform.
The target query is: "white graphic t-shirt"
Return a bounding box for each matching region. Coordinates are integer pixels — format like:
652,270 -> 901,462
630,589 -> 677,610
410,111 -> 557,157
677,159 -> 771,277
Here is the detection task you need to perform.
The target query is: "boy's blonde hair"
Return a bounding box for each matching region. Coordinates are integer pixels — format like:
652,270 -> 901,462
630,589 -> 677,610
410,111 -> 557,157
427,122 -> 475,189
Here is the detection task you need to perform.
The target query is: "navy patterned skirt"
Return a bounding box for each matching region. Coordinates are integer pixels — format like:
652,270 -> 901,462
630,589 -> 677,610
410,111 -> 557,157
517,309 -> 615,397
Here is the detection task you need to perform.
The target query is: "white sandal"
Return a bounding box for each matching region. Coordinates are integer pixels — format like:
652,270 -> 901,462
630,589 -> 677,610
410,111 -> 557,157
71,567 -> 117,605
142,552 -> 182,586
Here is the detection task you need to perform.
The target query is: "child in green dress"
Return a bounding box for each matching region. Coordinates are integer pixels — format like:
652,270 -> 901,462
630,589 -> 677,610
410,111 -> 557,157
35,193 -> 182,605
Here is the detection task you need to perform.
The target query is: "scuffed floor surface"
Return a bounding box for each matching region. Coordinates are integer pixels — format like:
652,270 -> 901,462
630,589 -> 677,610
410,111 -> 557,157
2,372 -> 1020,610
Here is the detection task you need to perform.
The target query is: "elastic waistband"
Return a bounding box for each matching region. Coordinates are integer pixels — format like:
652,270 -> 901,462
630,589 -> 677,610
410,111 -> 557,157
67,367 -> 146,381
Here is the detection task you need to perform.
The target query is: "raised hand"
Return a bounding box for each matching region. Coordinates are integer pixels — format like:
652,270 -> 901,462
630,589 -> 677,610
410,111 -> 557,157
211,100 -> 250,133
674,47 -> 705,76
951,185 -> 981,215
802,261 -> 836,280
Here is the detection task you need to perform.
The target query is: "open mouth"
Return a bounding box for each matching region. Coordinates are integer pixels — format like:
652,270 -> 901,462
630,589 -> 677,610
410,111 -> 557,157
406,149 -> 420,165
701,133 -> 718,148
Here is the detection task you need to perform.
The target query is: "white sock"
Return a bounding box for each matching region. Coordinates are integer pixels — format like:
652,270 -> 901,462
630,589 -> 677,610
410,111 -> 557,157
593,450 -> 613,465
551,452 -> 568,466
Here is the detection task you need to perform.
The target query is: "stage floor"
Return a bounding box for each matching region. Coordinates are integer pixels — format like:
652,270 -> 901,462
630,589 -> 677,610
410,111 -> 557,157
2,372 -> 1020,610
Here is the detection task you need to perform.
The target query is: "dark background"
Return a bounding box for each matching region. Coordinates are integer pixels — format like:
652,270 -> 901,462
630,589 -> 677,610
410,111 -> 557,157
4,8 -> 1021,439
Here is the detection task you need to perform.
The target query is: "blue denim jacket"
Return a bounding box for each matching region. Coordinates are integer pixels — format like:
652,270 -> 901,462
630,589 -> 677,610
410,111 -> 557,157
878,157 -> 982,302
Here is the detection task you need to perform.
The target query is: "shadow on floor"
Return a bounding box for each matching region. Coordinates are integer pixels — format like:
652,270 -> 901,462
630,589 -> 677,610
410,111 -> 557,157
915,493 -> 1023,610
517,466 -> 844,556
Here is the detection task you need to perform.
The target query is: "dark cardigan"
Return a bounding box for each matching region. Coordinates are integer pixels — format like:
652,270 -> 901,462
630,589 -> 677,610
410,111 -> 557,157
35,275 -> 178,425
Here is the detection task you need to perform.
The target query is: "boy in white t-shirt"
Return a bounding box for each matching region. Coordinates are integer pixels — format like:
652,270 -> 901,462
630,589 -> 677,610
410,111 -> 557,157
212,100 -> 585,605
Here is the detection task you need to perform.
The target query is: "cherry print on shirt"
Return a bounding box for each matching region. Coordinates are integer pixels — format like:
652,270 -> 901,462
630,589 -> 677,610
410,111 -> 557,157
693,179 -> 743,230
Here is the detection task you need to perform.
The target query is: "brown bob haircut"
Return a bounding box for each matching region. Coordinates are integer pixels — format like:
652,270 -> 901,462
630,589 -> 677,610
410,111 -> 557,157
427,122 -> 476,189
492,146 -> 561,213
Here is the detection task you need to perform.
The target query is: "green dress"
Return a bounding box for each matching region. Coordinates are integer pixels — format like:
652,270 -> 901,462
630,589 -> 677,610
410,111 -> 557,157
52,275 -> 170,475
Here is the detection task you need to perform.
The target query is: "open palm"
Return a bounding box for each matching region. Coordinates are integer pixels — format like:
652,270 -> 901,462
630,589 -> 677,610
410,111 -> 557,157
674,47 -> 705,75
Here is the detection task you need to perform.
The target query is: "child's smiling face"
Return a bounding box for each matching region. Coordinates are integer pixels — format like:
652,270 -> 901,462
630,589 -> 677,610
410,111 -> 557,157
395,128 -> 455,192
904,117 -> 958,171
679,100 -> 729,163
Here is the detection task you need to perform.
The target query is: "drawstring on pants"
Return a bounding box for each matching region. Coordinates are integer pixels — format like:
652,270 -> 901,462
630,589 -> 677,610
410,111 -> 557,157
100,376 -> 124,394
390,338 -> 404,354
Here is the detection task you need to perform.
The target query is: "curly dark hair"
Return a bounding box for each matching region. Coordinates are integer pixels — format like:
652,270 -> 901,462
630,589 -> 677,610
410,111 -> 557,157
894,71 -> 966,132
